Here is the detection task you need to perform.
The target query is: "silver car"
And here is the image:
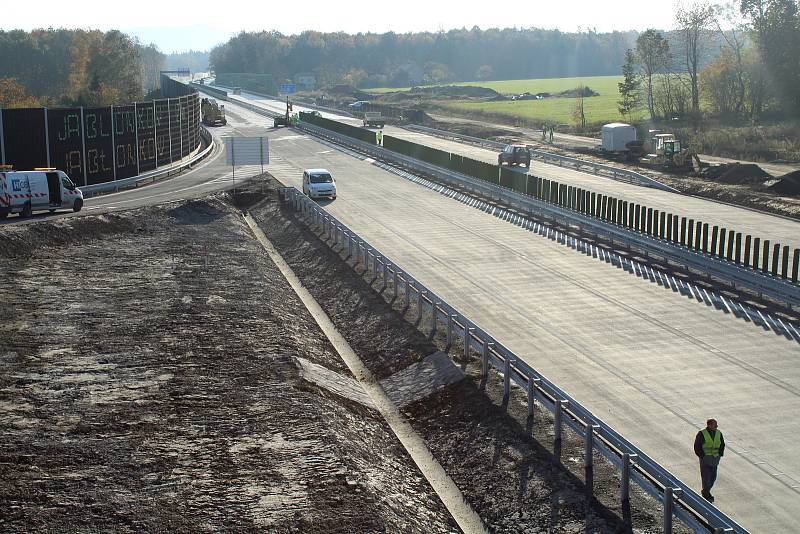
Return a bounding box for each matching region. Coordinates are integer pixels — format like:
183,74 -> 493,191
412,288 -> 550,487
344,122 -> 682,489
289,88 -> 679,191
302,168 -> 337,200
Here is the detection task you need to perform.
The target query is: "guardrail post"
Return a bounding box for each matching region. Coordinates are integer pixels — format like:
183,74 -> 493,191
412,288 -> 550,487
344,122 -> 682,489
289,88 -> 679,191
585,423 -> 599,498
663,487 -> 682,533
481,339 -> 491,379
762,239 -> 770,272
585,422 -> 597,468
404,275 -> 411,303
621,453 -> 634,503
393,268 -> 399,296
418,290 -> 427,321
447,314 -> 456,349
702,223 -> 709,252
793,249 -> 799,283
432,301 -> 440,334
503,356 -> 513,404
554,399 -> 568,459
463,325 -> 475,369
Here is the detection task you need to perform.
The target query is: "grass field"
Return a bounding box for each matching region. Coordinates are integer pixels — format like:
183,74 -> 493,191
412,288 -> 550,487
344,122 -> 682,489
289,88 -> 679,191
369,75 -> 646,125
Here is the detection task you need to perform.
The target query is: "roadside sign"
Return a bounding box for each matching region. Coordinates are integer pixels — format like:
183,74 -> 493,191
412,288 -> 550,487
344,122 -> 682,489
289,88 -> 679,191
223,137 -> 270,195
224,137 -> 269,166
279,83 -> 297,95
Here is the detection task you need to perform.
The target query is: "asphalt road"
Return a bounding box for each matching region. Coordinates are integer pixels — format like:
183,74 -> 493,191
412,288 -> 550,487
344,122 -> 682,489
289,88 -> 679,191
5,93 -> 799,532
219,96 -> 800,533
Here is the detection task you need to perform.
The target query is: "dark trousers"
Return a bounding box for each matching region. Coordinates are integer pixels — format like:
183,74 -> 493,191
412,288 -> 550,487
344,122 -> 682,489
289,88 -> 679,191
700,460 -> 718,493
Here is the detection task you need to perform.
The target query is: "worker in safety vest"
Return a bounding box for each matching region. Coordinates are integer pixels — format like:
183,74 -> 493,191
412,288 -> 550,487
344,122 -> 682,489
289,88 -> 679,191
377,130 -> 383,146
693,418 -> 725,502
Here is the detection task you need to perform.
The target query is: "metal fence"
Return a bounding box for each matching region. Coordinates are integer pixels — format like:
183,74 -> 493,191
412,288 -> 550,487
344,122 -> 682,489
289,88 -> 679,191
280,185 -> 747,534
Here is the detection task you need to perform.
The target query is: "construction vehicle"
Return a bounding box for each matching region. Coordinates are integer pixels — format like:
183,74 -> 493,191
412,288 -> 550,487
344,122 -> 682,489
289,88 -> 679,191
642,133 -> 701,172
362,111 -> 385,128
273,97 -> 293,127
201,98 -> 226,126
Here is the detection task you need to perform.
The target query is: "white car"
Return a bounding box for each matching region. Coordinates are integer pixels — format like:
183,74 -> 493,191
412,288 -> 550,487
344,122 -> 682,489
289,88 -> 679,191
302,168 -> 337,200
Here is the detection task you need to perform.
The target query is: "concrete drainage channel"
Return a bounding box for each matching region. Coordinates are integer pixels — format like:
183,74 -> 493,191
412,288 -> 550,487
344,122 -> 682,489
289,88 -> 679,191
274,185 -> 746,534
242,213 -> 487,534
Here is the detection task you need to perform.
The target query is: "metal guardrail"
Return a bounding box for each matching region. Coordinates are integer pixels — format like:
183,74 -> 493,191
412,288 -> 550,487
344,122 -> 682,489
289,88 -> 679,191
404,123 -> 677,193
297,121 -> 800,311
80,127 -> 214,195
280,185 -> 747,534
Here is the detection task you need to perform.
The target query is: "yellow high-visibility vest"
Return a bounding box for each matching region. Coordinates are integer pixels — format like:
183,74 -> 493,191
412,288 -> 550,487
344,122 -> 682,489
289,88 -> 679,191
701,429 -> 721,457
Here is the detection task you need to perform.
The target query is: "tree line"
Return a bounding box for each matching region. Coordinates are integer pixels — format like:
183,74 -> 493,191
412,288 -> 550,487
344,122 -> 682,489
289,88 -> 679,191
618,0 -> 800,123
0,29 -> 164,109
209,27 -> 638,88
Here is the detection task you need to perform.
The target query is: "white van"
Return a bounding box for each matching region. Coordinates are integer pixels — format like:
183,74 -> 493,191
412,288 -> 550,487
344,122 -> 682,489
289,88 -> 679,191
302,168 -> 337,200
0,168 -> 84,218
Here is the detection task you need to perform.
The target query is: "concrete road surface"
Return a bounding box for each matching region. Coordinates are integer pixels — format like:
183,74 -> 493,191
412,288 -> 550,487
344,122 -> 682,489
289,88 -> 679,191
216,97 -> 800,533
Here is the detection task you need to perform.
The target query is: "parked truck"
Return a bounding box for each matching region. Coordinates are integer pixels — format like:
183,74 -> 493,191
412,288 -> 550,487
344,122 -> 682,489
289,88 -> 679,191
0,167 -> 83,218
362,111 -> 385,128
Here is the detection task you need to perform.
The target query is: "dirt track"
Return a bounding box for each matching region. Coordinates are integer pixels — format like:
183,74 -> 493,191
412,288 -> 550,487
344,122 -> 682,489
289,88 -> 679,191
1,179 -> 685,532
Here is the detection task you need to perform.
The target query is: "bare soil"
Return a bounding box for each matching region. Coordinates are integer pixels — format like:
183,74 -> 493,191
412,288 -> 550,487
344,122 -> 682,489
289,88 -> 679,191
0,195 -> 454,532
1,178 -> 689,533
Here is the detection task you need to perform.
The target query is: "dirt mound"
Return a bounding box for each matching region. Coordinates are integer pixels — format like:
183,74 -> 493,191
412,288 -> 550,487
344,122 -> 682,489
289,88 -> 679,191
558,86 -> 599,98
768,170 -> 800,196
707,162 -> 772,184
410,85 -> 502,99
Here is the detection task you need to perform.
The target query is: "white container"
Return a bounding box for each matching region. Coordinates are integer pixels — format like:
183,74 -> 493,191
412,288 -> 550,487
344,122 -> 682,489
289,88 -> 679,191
601,123 -> 637,152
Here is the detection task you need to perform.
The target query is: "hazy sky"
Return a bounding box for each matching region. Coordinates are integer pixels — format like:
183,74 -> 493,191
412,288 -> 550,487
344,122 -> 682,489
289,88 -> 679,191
9,0 -> 680,53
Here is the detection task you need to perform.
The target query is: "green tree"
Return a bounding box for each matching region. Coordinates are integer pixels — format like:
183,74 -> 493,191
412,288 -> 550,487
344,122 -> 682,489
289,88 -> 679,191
0,77 -> 39,108
636,29 -> 670,120
572,87 -> 587,130
740,0 -> 800,115
676,1 -> 716,117
618,49 -> 642,122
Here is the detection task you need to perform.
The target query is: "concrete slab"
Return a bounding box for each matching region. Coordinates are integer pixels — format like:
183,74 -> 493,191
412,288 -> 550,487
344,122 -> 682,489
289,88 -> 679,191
380,352 -> 465,408
295,357 -> 375,409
